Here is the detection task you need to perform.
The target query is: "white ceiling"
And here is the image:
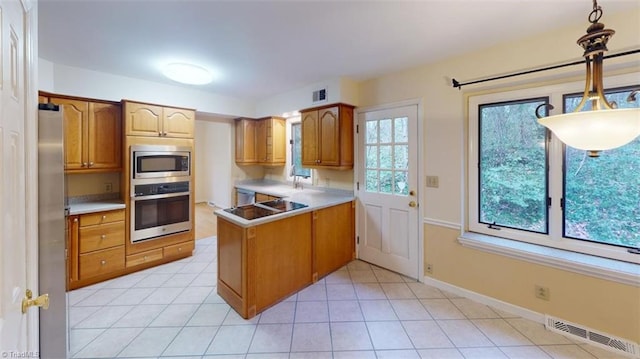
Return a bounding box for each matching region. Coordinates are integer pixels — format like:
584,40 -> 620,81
38,0 -> 639,102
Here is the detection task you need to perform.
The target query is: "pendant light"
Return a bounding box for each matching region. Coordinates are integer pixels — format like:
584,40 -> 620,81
536,0 -> 640,157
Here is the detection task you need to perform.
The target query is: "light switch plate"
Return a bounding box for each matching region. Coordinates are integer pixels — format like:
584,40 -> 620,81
426,176 -> 439,188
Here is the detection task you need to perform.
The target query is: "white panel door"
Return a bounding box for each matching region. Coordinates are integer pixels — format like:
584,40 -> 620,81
0,0 -> 31,353
357,105 -> 419,279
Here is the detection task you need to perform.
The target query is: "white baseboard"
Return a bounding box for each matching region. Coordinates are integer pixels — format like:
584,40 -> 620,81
422,276 -> 545,324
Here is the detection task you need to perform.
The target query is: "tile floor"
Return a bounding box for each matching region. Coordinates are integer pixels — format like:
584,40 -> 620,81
69,236 -> 627,359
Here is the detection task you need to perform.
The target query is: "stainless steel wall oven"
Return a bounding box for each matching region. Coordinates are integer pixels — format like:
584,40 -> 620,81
130,178 -> 191,243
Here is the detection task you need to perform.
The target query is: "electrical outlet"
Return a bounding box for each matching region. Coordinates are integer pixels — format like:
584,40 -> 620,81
426,263 -> 433,274
426,176 -> 439,188
535,285 -> 550,301
104,182 -> 113,193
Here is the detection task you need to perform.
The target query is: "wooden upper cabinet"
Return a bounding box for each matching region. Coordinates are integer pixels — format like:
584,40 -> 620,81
300,103 -> 354,169
256,117 -> 286,166
124,102 -> 163,137
49,97 -> 121,172
235,118 -> 258,164
235,116 -> 286,166
123,101 -> 195,138
88,103 -> 122,170
163,107 -> 195,138
301,110 -> 318,166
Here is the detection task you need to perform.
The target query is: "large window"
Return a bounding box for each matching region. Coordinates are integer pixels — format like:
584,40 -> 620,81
468,73 -> 639,264
478,99 -> 548,233
563,87 -> 640,249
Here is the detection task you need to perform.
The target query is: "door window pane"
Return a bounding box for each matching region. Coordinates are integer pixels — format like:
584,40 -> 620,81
366,121 -> 378,144
394,171 -> 408,195
380,119 -> 392,143
365,118 -> 411,196
394,145 -> 408,170
478,98 -> 549,233
379,145 -> 392,169
380,170 -> 393,194
366,170 -> 379,192
563,87 -> 640,248
394,117 -> 408,142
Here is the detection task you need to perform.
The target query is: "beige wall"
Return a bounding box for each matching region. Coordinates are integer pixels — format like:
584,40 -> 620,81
358,9 -> 640,342
66,172 -> 121,197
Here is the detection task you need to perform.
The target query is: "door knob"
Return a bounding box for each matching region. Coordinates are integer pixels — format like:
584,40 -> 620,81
409,201 -> 417,208
21,289 -> 49,314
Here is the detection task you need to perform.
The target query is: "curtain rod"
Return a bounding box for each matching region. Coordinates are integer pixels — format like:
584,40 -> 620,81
451,48 -> 640,90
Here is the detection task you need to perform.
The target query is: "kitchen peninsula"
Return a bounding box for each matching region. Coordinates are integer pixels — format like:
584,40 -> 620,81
215,183 -> 355,319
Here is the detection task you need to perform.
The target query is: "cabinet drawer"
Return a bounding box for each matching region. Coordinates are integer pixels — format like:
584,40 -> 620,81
80,209 -> 125,226
126,248 -> 164,268
164,241 -> 194,258
79,246 -> 125,279
79,222 -> 125,253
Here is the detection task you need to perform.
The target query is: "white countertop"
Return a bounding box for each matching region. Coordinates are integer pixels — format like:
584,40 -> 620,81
68,201 -> 126,215
214,180 -> 354,227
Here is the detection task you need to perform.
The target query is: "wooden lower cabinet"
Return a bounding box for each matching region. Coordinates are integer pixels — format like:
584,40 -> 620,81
126,248 -> 164,268
67,207 -> 195,290
79,246 -> 125,279
313,201 -> 355,280
218,212 -> 313,318
217,201 -> 355,319
165,240 -> 195,258
68,209 -> 126,289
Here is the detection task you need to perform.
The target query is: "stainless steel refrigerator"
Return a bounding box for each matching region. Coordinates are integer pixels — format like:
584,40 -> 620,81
38,104 -> 68,358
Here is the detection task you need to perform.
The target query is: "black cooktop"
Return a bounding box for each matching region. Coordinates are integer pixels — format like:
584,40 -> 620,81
256,199 -> 308,212
223,200 -> 308,221
223,204 -> 278,220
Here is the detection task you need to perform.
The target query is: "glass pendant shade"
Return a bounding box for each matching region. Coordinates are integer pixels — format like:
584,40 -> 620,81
538,108 -> 640,151
535,0 -> 640,156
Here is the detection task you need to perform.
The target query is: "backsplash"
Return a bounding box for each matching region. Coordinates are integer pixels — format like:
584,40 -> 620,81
68,192 -> 120,204
66,172 -> 121,197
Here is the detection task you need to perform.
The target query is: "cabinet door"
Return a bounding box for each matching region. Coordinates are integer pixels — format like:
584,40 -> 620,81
271,118 -> 287,164
124,102 -> 163,137
318,106 -> 340,166
256,119 -> 268,162
301,110 -> 318,166
88,102 -> 121,170
50,98 -> 89,170
163,107 -> 194,138
314,201 -> 354,278
235,118 -> 257,163
67,216 -> 80,287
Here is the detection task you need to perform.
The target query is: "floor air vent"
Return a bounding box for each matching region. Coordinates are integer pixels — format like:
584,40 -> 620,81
546,315 -> 639,358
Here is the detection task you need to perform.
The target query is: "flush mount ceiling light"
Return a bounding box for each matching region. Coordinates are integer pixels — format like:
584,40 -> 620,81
535,0 -> 640,157
162,62 -> 213,85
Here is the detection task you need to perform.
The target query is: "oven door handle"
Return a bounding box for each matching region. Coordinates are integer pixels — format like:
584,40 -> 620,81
131,192 -> 190,201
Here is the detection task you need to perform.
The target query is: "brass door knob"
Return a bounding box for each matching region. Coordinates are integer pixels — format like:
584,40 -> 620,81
409,201 -> 417,208
22,289 -> 49,314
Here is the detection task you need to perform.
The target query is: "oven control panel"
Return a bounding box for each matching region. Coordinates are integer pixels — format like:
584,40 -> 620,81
133,181 -> 189,197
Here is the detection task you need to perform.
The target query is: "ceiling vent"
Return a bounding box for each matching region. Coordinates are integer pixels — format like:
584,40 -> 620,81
545,315 -> 639,358
312,88 -> 327,104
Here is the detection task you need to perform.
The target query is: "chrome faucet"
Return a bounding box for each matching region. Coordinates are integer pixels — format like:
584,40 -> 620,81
293,174 -> 303,190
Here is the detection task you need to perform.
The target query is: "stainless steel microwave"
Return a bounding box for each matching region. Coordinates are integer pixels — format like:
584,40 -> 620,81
131,145 -> 191,179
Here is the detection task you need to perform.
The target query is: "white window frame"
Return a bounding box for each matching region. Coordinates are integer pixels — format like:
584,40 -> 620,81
467,72 -> 640,265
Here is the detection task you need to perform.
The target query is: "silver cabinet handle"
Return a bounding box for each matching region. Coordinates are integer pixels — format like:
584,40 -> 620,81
100,260 -> 107,266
